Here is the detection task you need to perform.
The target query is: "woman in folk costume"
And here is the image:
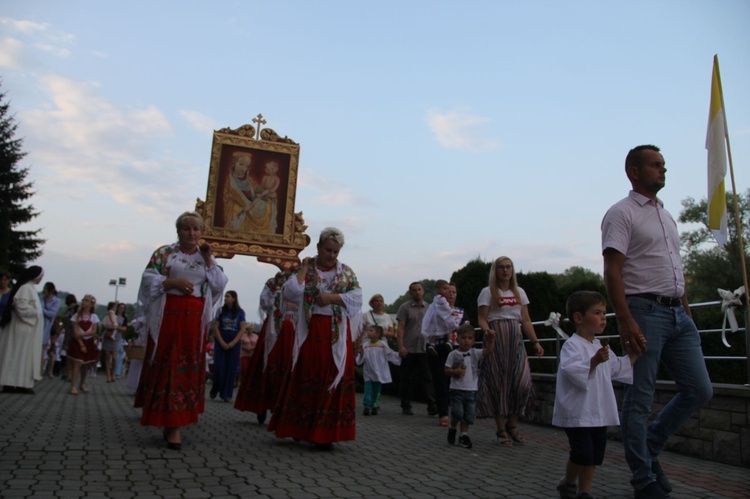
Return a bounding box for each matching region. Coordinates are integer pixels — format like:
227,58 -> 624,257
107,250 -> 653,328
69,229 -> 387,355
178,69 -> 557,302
234,272 -> 282,422
0,266 -> 45,394
268,227 -> 362,450
134,211 -> 228,451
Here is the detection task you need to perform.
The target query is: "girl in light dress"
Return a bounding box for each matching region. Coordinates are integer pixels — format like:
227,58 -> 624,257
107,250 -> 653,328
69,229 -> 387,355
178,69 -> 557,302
355,324 -> 401,415
66,294 -> 100,395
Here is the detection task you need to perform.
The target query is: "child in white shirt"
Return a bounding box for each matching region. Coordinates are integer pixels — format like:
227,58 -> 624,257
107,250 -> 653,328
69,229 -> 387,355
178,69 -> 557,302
553,291 -> 638,499
355,325 -> 400,415
422,280 -> 461,356
444,323 -> 495,449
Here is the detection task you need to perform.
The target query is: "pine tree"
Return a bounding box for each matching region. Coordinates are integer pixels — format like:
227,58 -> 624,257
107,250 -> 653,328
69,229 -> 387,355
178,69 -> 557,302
0,85 -> 44,276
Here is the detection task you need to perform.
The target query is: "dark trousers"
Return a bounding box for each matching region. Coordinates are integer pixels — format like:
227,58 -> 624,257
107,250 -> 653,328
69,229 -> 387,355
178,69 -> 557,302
400,352 -> 436,411
427,343 -> 452,418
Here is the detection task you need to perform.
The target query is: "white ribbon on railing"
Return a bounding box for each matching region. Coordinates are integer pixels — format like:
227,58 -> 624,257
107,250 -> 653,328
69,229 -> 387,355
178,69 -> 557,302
717,286 -> 745,347
544,311 -> 568,339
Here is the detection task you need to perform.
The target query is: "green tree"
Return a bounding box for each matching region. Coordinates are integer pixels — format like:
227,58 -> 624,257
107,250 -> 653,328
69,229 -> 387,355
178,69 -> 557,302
679,190 -> 750,302
554,266 -> 606,300
0,86 -> 44,275
678,191 -> 749,385
385,279 -> 436,314
450,258 -> 490,325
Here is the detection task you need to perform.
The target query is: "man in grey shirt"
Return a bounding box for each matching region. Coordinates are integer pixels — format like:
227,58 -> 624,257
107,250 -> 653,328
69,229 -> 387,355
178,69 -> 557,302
396,282 -> 437,416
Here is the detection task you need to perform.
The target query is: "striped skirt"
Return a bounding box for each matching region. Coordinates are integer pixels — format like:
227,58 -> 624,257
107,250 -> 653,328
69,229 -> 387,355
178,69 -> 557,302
476,319 -> 534,418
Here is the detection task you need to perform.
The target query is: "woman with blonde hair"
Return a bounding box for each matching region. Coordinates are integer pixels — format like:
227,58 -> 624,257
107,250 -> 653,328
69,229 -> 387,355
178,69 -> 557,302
476,256 -> 544,446
360,293 -> 394,339
268,227 -> 362,450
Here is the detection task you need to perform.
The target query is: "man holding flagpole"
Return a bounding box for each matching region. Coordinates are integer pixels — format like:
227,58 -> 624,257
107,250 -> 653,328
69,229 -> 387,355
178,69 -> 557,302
601,145 -> 713,499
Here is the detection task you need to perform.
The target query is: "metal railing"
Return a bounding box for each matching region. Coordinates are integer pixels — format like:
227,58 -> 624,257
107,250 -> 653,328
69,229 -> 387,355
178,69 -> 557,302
525,300 -> 750,387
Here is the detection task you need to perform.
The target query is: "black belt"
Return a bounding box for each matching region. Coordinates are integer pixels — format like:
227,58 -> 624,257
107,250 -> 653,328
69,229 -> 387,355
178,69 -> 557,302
628,293 -> 681,307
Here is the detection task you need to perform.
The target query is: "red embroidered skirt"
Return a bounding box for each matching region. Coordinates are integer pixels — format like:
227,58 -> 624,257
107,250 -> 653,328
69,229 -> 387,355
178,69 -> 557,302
267,315 -> 355,444
67,336 -> 99,365
134,295 -> 206,428
234,318 -> 268,414
234,316 -> 295,414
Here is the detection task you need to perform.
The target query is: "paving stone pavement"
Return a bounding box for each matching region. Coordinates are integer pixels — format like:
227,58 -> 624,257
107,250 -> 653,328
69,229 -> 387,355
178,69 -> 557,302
1,375 -> 748,498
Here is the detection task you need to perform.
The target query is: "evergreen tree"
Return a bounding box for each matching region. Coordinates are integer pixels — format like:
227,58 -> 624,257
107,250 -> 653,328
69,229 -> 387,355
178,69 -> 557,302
0,86 -> 44,275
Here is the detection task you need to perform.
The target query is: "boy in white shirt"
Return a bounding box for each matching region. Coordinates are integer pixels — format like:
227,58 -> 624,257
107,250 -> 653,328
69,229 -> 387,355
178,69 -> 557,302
444,323 -> 495,449
553,291 -> 638,499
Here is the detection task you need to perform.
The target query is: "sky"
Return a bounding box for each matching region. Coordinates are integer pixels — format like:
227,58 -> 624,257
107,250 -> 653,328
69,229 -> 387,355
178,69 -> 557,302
1,0 -> 749,323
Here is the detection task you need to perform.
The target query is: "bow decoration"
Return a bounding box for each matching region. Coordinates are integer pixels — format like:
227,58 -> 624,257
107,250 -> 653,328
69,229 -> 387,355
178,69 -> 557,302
544,311 -> 568,339
717,286 -> 745,348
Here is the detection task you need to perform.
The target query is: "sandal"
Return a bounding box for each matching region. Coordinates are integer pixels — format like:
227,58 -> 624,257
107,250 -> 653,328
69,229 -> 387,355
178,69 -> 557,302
69,388 -> 79,395
80,385 -> 89,394
496,431 -> 513,447
507,426 -> 526,445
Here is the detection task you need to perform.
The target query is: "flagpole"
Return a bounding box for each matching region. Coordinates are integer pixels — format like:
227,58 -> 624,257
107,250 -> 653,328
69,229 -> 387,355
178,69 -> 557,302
713,55 -> 750,310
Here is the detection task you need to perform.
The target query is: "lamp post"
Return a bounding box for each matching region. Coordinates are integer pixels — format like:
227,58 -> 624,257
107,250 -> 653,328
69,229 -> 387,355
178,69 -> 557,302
109,277 -> 127,303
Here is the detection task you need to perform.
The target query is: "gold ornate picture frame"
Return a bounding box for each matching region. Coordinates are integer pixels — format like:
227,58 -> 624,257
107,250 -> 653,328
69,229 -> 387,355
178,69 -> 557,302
196,117 -> 310,269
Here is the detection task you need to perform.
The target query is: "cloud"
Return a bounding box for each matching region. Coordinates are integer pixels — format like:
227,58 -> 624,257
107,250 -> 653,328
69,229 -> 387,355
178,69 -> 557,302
95,240 -> 140,253
0,37 -> 24,68
298,169 -> 369,207
18,74 -> 196,216
426,108 -> 501,153
180,109 -> 219,133
34,42 -> 70,57
1,17 -> 73,61
0,17 -> 49,34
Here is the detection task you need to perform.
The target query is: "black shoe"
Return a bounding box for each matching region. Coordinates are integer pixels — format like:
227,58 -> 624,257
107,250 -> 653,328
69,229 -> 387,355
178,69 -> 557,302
447,428 -> 457,445
427,405 -> 438,416
634,481 -> 670,499
371,408 -> 378,415
1,386 -> 16,393
313,443 -> 334,451
209,388 -> 218,400
557,481 -> 577,499
458,434 -> 472,449
257,410 -> 267,425
402,407 -> 414,416
576,493 -> 594,499
363,407 -> 371,416
651,461 -> 672,493
167,442 -> 182,451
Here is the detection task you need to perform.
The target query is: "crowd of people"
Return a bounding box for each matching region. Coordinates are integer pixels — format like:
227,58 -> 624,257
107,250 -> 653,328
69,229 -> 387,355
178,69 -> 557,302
0,144 -> 715,498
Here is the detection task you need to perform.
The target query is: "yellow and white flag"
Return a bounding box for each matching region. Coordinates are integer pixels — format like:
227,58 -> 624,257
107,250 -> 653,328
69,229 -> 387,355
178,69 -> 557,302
706,55 -> 728,246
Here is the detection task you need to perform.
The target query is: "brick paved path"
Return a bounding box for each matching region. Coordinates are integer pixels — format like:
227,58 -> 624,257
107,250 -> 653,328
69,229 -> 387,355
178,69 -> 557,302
1,375 -> 748,498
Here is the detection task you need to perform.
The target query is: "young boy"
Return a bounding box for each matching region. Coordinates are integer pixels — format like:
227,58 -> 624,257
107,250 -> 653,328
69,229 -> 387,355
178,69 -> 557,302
553,291 -> 638,499
422,279 -> 460,356
355,325 -> 401,415
444,323 -> 495,449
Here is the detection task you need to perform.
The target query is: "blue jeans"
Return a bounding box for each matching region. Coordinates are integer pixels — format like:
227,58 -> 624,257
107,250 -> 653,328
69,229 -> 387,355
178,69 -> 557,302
449,389 -> 477,426
363,381 -> 382,409
621,296 -> 713,489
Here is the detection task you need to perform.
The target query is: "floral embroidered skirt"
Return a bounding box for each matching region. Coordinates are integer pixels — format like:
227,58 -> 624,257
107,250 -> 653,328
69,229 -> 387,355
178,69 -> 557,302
135,295 -> 206,428
235,317 -> 296,414
267,315 -> 355,444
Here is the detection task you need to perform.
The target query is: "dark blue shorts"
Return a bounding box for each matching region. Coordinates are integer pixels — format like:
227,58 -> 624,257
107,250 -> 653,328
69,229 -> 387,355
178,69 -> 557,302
564,426 -> 608,466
